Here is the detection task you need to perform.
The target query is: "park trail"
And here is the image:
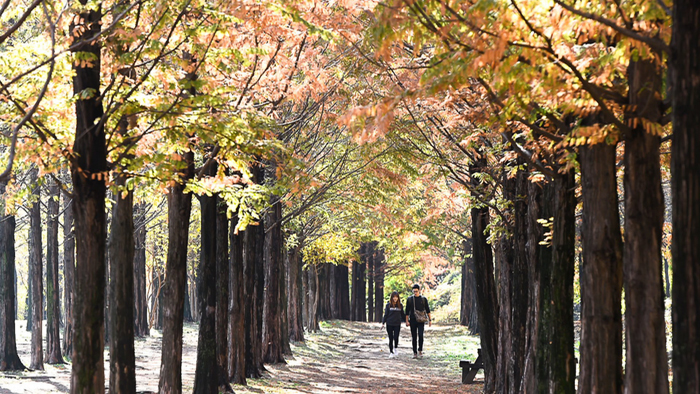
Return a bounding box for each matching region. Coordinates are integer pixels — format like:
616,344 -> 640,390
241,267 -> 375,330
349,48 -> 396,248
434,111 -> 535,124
0,320 -> 483,393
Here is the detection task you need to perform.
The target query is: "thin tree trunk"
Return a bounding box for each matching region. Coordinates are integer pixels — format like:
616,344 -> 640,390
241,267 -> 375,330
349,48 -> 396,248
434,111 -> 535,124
193,192 -> 218,394
624,57 -> 669,394
228,214 -> 246,385
244,224 -> 262,378
157,152 -> 194,394
215,195 -> 231,390
45,180 -> 63,364
578,143 -> 623,394
280,247 -> 292,355
374,248 -> 384,322
109,175 -> 135,394
287,244 -> 304,342
62,193 -> 75,357
509,165 -> 529,394
70,3 -> 107,391
28,168 -> 43,371
0,181 -> 25,370
133,204 -> 148,337
367,243 -> 374,322
329,262 -> 338,319
670,2 -> 700,392
339,264 -> 350,320
495,172 -> 515,394
306,266 -> 320,332
471,158 -> 498,393
262,192 -> 285,364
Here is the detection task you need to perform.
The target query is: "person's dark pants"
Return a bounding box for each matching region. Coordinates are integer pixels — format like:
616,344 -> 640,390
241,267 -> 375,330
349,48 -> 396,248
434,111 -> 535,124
410,322 -> 425,354
386,325 -> 401,352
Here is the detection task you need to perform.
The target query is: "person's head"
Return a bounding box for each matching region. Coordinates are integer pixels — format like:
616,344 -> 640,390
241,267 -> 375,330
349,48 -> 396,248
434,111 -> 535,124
390,291 -> 402,307
412,284 -> 421,296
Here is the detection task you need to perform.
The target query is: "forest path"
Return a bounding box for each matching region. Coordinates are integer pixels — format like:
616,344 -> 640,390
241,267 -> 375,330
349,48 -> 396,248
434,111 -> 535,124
0,320 -> 483,393
239,320 -> 484,394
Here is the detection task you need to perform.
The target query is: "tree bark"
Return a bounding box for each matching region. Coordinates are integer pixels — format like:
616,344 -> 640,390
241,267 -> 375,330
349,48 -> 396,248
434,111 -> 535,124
338,264 -> 350,320
262,193 -> 285,364
28,168 -> 43,371
374,248 -> 384,322
109,175 -> 135,394
578,143 -> 623,394
215,196 -> 231,390
509,166 -> 529,394
287,244 -> 304,342
157,151 -> 194,394
0,181 -> 25,371
244,223 -> 262,378
367,243 -> 374,322
46,180 -> 63,364
193,191 -> 218,394
470,158 -> 498,393
228,214 -> 246,385
133,204 -> 148,337
624,57 -> 669,394
280,246 -> 291,355
520,178 -> 549,394
306,266 -> 320,332
70,3 -> 107,391
670,2 -> 700,392
62,193 -> 75,357
536,169 -> 575,394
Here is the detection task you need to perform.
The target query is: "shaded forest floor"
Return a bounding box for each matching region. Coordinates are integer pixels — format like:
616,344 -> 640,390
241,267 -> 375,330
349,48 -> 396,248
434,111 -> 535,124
0,320 -> 483,393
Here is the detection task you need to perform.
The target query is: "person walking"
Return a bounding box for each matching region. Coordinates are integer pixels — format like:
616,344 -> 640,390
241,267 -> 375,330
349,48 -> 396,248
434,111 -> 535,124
405,284 -> 431,359
381,291 -> 405,357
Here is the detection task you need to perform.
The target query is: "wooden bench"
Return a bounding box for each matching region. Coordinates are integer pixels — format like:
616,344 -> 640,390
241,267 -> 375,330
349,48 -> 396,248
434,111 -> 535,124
459,349 -> 483,384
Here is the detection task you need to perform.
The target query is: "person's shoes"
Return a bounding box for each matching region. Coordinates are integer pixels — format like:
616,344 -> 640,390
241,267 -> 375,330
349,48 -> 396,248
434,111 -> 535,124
418,351 -> 423,359
412,353 -> 418,359
389,352 -> 395,358
394,348 -> 399,356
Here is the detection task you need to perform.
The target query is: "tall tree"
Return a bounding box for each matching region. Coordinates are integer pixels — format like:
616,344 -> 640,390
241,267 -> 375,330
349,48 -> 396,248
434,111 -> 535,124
215,197 -> 230,388
62,192 -> 75,357
670,1 -> 700,392
578,142 -> 623,394
286,243 -> 304,342
45,179 -> 63,364
157,150 -> 194,394
28,168 -> 43,371
262,189 -> 285,364
108,170 -> 136,393
0,181 -> 25,371
69,1 -> 107,391
624,57 -> 669,394
133,204 -> 149,337
228,214 -> 246,385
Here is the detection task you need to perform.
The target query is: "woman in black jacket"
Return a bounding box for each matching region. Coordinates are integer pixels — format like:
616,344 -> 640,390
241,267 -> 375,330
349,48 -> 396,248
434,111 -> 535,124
381,291 -> 405,357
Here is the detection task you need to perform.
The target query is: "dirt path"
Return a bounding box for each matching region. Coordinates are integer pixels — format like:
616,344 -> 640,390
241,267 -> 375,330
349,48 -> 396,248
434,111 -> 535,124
0,320 -> 483,393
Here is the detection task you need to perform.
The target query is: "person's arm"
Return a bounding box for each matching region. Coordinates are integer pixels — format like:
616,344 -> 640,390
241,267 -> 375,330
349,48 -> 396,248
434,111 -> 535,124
405,297 -> 411,326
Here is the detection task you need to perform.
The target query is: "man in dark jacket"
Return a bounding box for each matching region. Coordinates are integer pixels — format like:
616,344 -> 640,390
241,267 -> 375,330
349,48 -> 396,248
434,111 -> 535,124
405,284 -> 431,359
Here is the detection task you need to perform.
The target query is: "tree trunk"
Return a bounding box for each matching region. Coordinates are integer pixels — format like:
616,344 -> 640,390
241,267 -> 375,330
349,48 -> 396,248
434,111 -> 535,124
329,263 -> 338,319
280,246 -> 292,355
535,169 -> 576,394
471,159 -> 498,393
157,151 -> 194,394
670,2 -> 700,392
28,168 -> 43,371
193,192 -> 218,394
244,224 -> 262,378
108,175 -> 135,394
45,180 -> 63,364
262,193 -> 285,364
133,204 -> 148,337
624,57 -> 669,394
509,166 -> 529,394
254,202 -> 266,373
287,244 -> 304,342
495,172 -> 515,394
62,193 -> 75,357
228,214 -> 246,385
520,178 -> 549,393
374,248 -> 384,322
306,266 -> 319,333
367,243 -> 374,322
338,264 -> 350,320
578,143 -> 623,394
215,196 -> 231,390
0,181 -> 25,370
69,3 -> 107,391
